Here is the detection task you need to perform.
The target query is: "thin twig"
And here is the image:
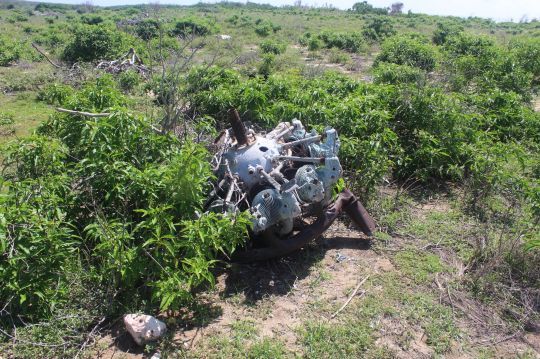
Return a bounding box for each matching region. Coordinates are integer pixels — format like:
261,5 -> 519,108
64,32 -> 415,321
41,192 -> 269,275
331,275 -> 370,319
75,316 -> 106,359
55,108 -> 111,117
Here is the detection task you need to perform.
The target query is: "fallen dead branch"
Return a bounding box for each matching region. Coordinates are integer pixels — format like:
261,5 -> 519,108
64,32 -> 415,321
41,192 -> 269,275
55,108 -> 111,117
96,48 -> 149,77
331,274 -> 370,319
31,43 -> 62,69
55,108 -> 162,133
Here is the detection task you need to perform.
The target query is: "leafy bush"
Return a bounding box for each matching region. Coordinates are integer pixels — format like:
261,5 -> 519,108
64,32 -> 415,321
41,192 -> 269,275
443,32 -> 495,58
0,112 -> 15,136
432,22 -> 463,45
328,48 -> 350,64
1,76 -> 251,325
62,24 -> 128,63
259,39 -> 286,55
390,86 -> 471,180
441,33 -> 534,98
509,37 -> 540,84
135,18 -> 161,40
308,37 -> 322,51
373,62 -> 425,85
37,83 -> 74,105
468,89 -> 540,143
258,54 -> 276,77
0,36 -> 21,66
375,35 -> 437,71
171,17 -> 215,37
81,14 -> 104,25
255,20 -> 280,37
318,31 -> 365,53
34,27 -> 69,51
117,69 -> 142,92
362,17 -> 396,42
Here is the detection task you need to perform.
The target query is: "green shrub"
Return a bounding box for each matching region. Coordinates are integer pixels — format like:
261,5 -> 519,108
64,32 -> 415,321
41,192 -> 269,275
443,32 -> 495,58
34,28 -> 69,50
81,14 -> 103,25
0,112 -> 15,136
318,31 -> 365,53
442,33 -> 534,98
255,22 -> 272,36
117,70 -> 141,92
362,17 -> 396,42
0,112 -> 14,127
37,83 -> 74,105
1,77 -> 252,325
468,89 -> 540,143
373,62 -> 425,85
171,17 -> 214,37
390,86 -> 471,180
509,37 -> 540,84
375,35 -> 437,71
308,37 -> 322,51
259,39 -> 286,55
258,54 -> 276,77
62,24 -> 128,63
328,48 -> 350,64
135,18 -> 161,40
432,22 -> 463,45
0,36 -> 21,66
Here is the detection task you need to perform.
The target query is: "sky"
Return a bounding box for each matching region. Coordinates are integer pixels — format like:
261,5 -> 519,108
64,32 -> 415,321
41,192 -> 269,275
27,0 -> 540,22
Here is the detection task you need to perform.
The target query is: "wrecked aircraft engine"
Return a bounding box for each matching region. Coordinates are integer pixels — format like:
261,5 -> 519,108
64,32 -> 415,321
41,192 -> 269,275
206,109 -> 375,261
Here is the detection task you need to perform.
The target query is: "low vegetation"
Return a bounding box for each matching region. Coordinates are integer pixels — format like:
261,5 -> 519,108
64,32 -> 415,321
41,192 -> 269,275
0,0 -> 539,357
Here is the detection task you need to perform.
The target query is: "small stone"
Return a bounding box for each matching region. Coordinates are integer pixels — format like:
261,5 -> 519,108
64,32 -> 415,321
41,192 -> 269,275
124,314 -> 167,346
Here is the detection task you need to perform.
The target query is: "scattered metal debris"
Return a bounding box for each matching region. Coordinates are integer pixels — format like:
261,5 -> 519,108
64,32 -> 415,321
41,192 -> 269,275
206,109 -> 375,261
335,253 -> 348,263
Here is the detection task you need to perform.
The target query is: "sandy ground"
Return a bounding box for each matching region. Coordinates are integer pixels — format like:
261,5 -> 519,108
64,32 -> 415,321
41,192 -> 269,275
96,199 -> 540,358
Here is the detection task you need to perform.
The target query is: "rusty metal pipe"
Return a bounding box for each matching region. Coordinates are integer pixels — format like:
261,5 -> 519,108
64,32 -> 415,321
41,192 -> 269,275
231,189 -> 375,262
228,108 -> 249,146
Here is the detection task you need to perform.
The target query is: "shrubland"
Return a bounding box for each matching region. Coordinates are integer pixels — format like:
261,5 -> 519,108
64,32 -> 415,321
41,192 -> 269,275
1,76 -> 251,355
0,36 -> 21,66
0,1 -> 539,356
62,24 -> 132,63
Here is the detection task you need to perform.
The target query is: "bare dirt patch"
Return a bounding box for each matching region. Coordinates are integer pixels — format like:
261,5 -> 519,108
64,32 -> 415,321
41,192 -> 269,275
99,196 -> 540,358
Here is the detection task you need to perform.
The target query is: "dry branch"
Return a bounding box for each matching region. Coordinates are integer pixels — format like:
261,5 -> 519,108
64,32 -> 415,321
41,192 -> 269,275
331,274 -> 370,319
55,108 -> 111,117
96,48 -> 149,77
31,43 -> 62,68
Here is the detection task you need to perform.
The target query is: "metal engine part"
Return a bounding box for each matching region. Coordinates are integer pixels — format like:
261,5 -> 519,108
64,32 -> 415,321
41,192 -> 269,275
206,108 -> 375,261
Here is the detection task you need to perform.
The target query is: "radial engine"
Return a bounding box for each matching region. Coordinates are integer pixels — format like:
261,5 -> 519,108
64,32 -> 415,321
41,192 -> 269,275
206,109 -> 375,261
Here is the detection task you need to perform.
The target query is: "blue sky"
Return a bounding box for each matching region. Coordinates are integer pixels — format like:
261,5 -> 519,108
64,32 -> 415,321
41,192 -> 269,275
29,0 -> 540,22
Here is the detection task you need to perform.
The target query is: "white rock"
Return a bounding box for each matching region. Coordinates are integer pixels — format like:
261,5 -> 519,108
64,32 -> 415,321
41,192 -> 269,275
217,34 -> 232,40
124,314 -> 167,346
